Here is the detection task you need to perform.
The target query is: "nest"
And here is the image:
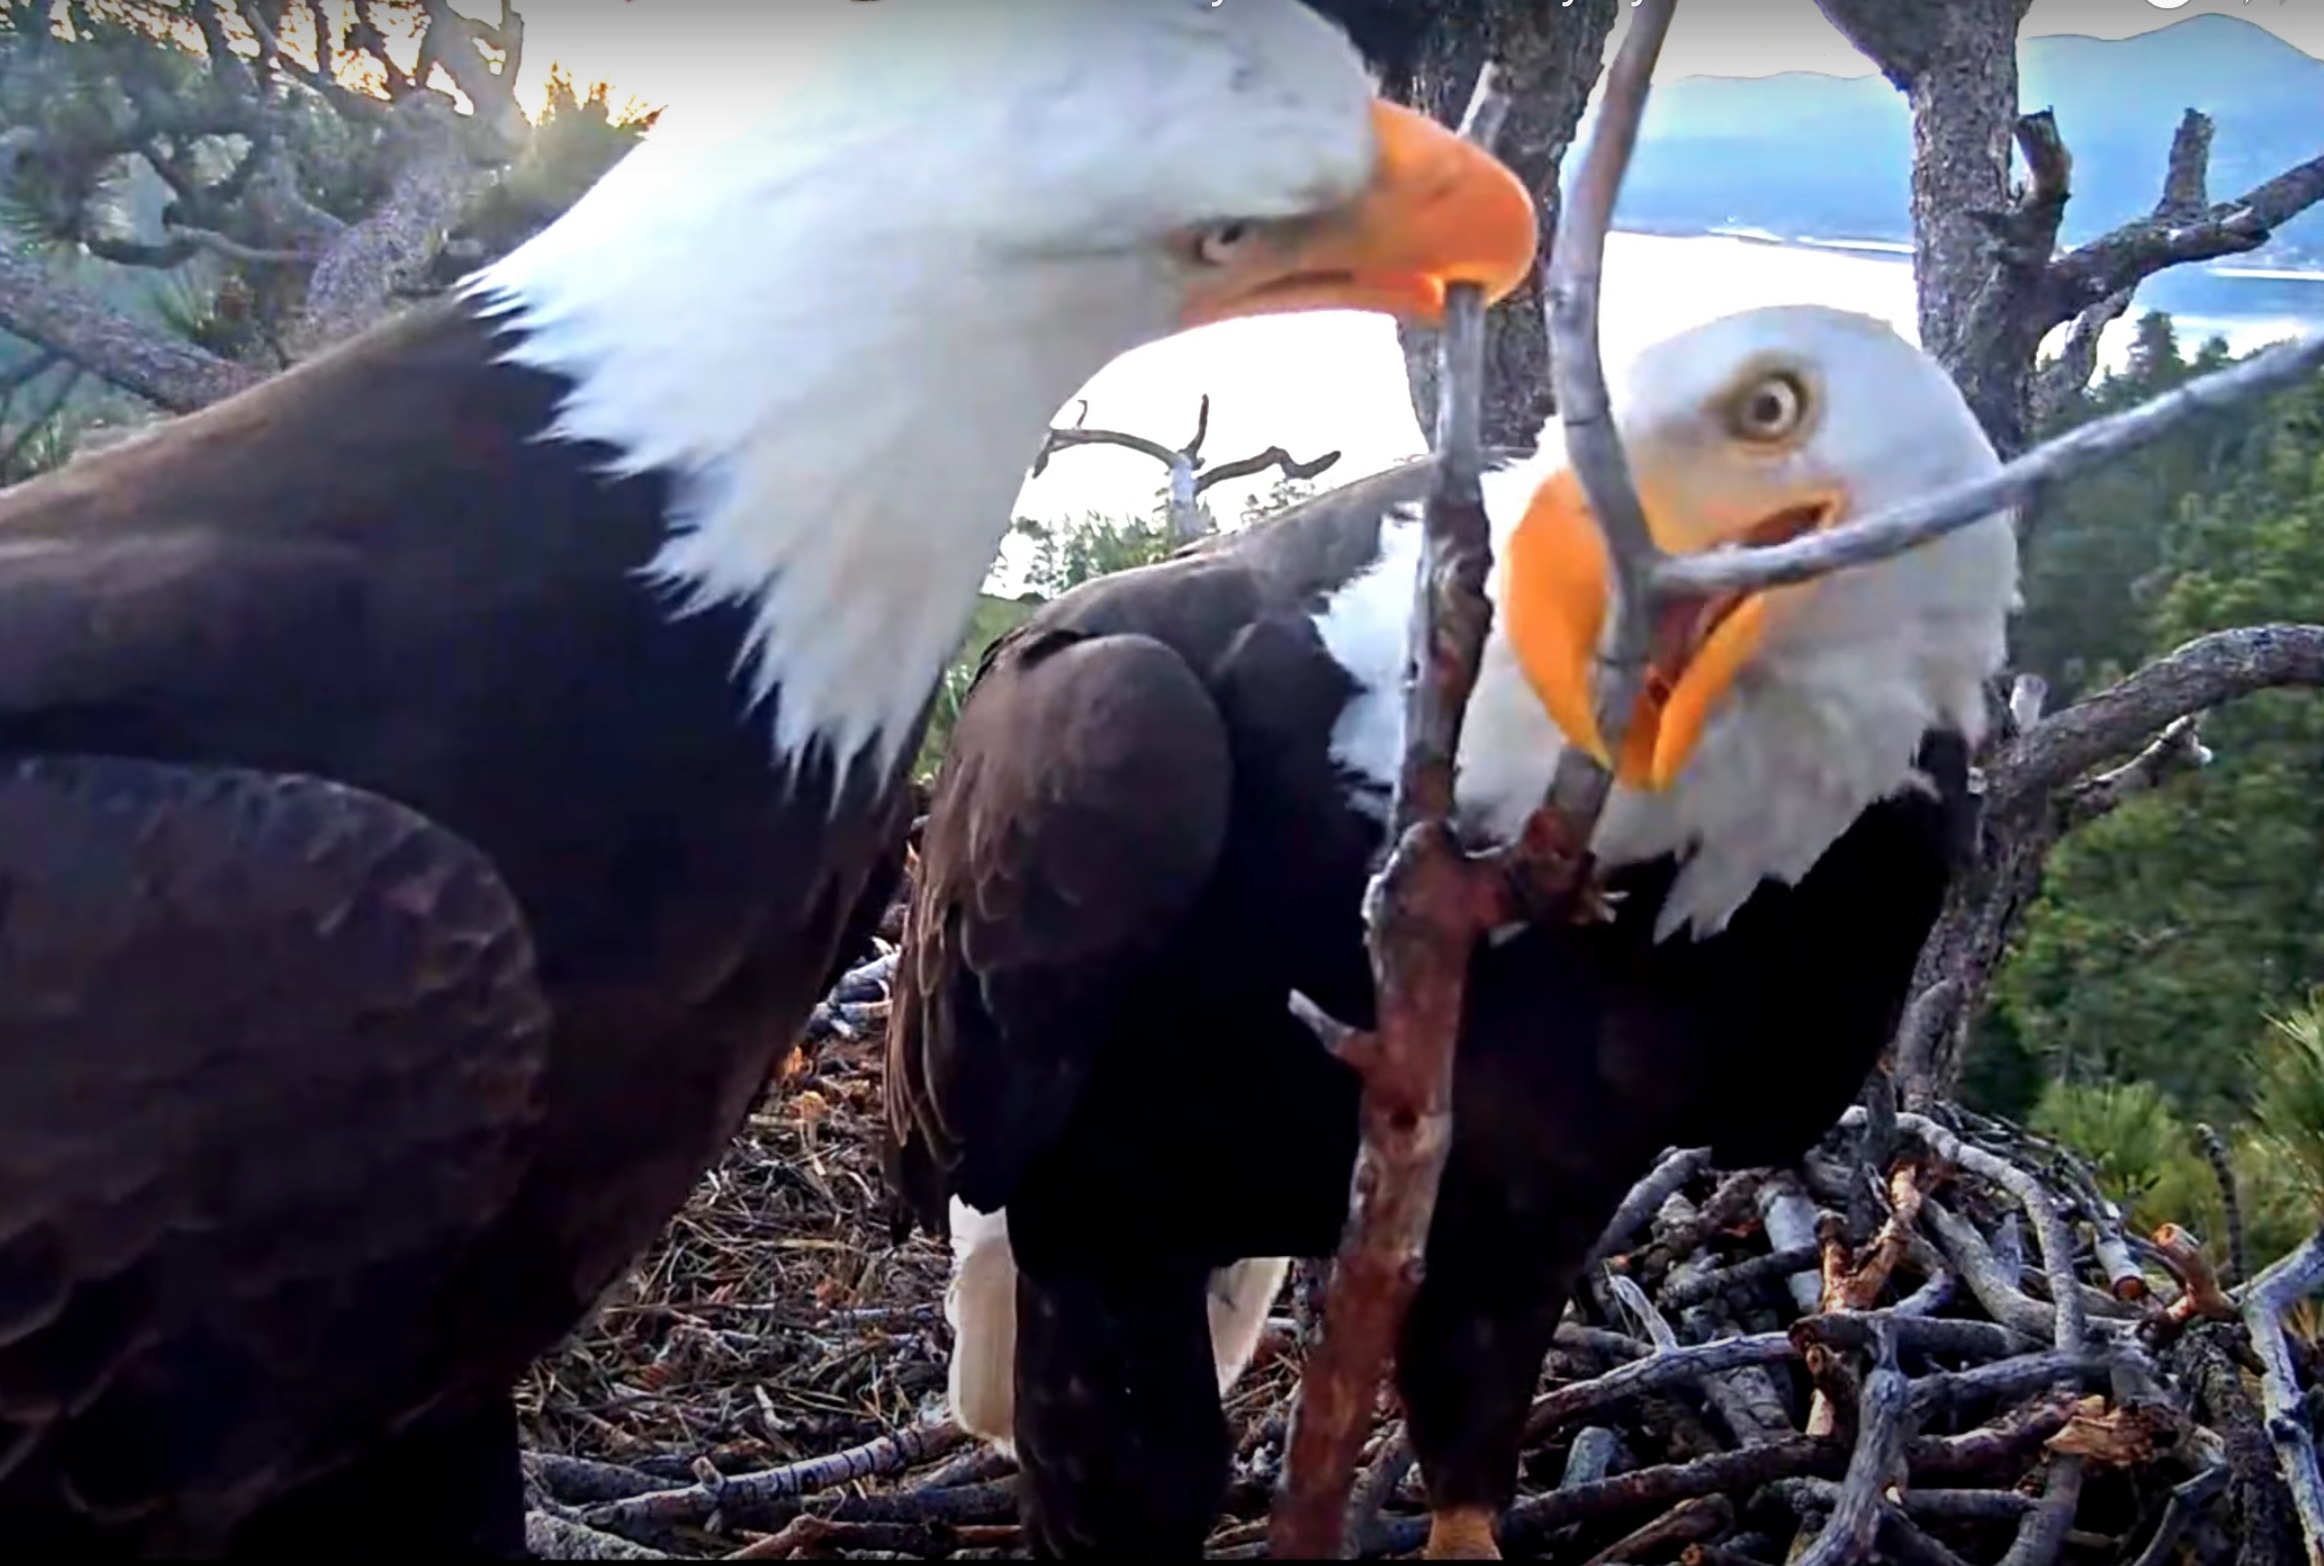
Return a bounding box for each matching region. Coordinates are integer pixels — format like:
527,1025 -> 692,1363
517,922 -> 2324,1563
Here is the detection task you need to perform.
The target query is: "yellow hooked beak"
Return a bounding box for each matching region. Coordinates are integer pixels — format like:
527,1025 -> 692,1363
1501,468 -> 1845,792
1181,101 -> 1539,329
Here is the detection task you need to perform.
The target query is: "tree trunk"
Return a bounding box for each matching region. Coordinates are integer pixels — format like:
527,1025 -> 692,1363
1815,0 -> 2035,455
284,96 -> 489,362
1390,0 -> 1617,453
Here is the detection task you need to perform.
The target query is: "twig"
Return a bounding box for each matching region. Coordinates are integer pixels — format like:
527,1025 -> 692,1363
1991,623 -> 2324,805
1538,0 -> 1678,828
1507,1438 -> 1846,1543
1029,395 -> 1340,542
1794,1324 -> 1910,1566
1657,332 -> 2324,600
1577,1493 -> 1733,1566
1269,68 -> 1513,1557
1855,1110 -> 2088,1351
1795,1311 -> 2038,1364
2153,1223 -> 2237,1325
1920,1196 -> 2058,1343
2125,1462 -> 2230,1566
2240,1224 -> 2324,1565
1662,1245 -> 1826,1311
2058,713 -> 2212,831
2193,1122 -> 2248,1289
1524,1333 -> 1800,1442
582,1421 -> 965,1534
1903,1393 -> 2081,1482
1877,1507 -> 1979,1566
525,1512 -> 670,1560
1907,1350 -> 2124,1418
1588,1147 -> 1713,1266
1996,1455 -> 2085,1566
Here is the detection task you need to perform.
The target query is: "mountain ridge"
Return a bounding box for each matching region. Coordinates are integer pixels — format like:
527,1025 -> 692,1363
1570,12 -> 2324,321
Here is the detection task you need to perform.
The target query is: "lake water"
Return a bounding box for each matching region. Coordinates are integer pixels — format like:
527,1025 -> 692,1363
997,231 -> 2318,592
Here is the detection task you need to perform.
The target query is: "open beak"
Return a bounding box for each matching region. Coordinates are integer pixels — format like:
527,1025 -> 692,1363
1180,101 -> 1538,330
1501,467 -> 1843,792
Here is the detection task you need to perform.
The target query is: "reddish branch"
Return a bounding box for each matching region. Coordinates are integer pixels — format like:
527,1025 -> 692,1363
1266,266 -> 1499,1561
1270,11 -> 1681,1549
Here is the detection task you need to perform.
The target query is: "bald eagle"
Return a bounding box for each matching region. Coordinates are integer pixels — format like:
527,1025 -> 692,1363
882,304 -> 2019,1559
0,2 -> 1537,1554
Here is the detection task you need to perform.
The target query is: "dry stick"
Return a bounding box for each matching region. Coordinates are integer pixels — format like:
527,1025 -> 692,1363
1537,0 -> 1679,829
1658,330 -> 2324,600
1794,1325 -> 1910,1566
1589,1146 -> 1714,1267
1267,67 -> 1511,1559
1577,1493 -> 1735,1566
2124,1462 -> 2230,1566
2193,1121 -> 2249,1288
1524,1332 -> 1800,1442
1030,394 -> 1341,542
525,1512 -> 670,1561
2240,1224 -> 2324,1566
582,1421 -> 965,1534
1849,1109 -> 2088,1352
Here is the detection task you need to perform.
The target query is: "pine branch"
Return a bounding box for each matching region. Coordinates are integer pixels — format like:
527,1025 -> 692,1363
0,243 -> 258,411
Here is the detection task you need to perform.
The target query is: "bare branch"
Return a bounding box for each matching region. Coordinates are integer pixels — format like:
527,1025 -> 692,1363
2240,1225 -> 2324,1564
1538,0 -> 1677,829
582,1421 -> 967,1535
1029,396 -> 1340,542
1989,623 -> 2324,805
1267,274 -> 1492,1562
1191,445 -> 1340,496
0,246 -> 260,411
161,221 -> 317,266
1793,1325 -> 1910,1566
2192,1122 -> 2248,1289
1269,65 -> 1518,1562
416,0 -> 528,154
1996,1455 -> 2085,1566
2057,712 -> 2209,830
2043,144 -> 2324,327
1032,423 -> 1179,473
1658,332 -> 2324,600
2031,285 -> 2131,427
1848,1109 -> 2088,1351
0,360 -> 79,475
2157,110 -> 2214,224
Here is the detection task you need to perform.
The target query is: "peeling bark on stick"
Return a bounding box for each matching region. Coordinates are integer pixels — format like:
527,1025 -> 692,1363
1268,278 -> 1497,1561
1273,13 -> 1676,1551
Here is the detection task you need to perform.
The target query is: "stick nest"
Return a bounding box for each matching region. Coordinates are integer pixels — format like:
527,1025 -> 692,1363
516,904 -> 2324,1563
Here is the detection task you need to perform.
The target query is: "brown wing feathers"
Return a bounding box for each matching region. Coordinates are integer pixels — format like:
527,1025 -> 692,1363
0,756 -> 552,1550
884,628 -> 1236,1229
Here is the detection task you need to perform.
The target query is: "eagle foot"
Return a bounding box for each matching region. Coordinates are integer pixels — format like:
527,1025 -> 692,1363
1422,1506 -> 1503,1560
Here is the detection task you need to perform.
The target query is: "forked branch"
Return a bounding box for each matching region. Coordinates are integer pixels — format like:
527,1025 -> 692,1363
1268,60 -> 1528,1562
1272,4 -> 1682,1553
2240,1225 -> 2324,1565
1031,396 -> 1342,542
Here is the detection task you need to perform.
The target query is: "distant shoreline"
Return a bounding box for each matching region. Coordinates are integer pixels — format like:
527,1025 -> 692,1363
1619,222 -> 2324,284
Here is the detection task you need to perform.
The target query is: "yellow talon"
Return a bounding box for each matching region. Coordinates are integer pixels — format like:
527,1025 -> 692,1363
1423,1506 -> 1502,1560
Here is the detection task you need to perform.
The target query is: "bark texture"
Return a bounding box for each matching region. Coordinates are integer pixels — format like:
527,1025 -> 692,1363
1387,0 -> 1619,453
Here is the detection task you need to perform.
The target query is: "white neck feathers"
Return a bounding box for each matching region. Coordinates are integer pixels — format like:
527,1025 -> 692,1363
460,107 -> 1170,790
1314,453 -> 2011,942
